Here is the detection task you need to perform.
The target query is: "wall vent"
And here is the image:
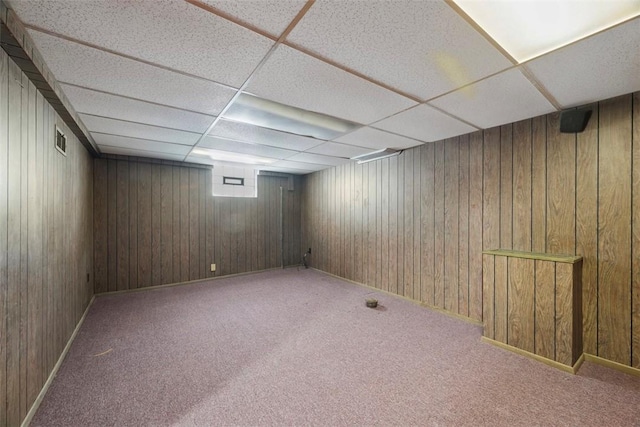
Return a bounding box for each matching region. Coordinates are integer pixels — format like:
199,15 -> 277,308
55,126 -> 67,156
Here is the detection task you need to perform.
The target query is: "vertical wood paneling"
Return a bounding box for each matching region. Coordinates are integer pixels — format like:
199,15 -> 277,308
469,132 -> 483,320
107,161 -> 117,292
403,150 -> 414,297
576,104 -> 599,355
444,139 -> 459,313
458,136 -> 470,317
189,169 -> 199,279
500,124 -> 513,249
1,49 -> 93,426
556,262 -> 575,365
494,255 -> 508,343
388,158 -> 398,294
535,260 -> 555,360
369,163 -> 378,288
421,144 -> 435,306
434,141 -> 445,307
512,120 -> 532,251
160,165 -> 173,284
116,161 -> 129,291
151,165 -> 162,286
380,160 -> 389,291
171,168 -> 180,283
633,92 -> 640,368
129,162 -> 138,289
413,149 -> 421,301
546,113 -> 576,254
482,254 -> 495,339
397,157 -> 405,295
137,163 -> 151,287
179,168 -> 190,280
93,160 -> 108,293
531,116 -> 547,253
507,257 -> 535,353
598,94 -> 632,365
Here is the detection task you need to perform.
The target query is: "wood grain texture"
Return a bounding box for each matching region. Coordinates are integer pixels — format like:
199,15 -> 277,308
546,113 -> 576,254
597,94 -> 632,365
531,116 -> 547,253
633,92 -> 640,369
434,141 -> 445,308
413,150 -> 421,301
555,262 -> 574,365
494,255 -> 508,344
388,157 -> 398,294
380,159 -> 389,291
500,124 -> 513,249
507,257 -> 535,353
468,131 -> 483,321
0,49 -> 93,427
404,150 -> 414,297
458,136 -> 470,317
397,153 -> 405,297
512,120 -> 532,251
444,139 -> 459,313
576,103 -> 599,356
535,260 -> 555,360
421,143 -> 435,306
482,254 -> 495,339
483,127 -> 501,251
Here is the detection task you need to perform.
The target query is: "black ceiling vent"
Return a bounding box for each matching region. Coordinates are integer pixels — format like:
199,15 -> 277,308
55,126 -> 67,156
560,108 -> 592,133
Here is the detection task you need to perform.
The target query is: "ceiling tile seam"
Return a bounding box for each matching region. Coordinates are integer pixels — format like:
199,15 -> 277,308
59,82 -> 218,117
300,140 -> 393,155
423,103 -> 480,131
90,131 -> 198,147
193,146 -> 293,161
183,0 -> 316,162
97,144 -> 187,156
24,24 -> 239,91
518,65 -> 562,111
183,0 -> 278,41
202,132 -> 321,153
78,112 -> 206,135
443,0 -> 518,65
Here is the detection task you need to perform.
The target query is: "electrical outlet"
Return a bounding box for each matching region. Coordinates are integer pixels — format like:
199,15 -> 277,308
210,263 -> 216,272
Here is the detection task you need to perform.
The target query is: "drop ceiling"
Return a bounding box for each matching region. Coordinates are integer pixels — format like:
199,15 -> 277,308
6,0 -> 640,175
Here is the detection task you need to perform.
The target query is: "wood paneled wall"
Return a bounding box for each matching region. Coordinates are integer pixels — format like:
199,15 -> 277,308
94,159 -> 301,292
0,50 -> 94,426
301,92 -> 640,369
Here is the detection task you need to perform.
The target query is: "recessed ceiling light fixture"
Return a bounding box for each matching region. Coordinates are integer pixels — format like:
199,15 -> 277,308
453,0 -> 640,63
222,92 -> 362,140
351,148 -> 401,164
192,147 -> 275,165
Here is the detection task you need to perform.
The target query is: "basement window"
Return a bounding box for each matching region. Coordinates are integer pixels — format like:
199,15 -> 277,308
213,166 -> 257,198
55,126 -> 67,156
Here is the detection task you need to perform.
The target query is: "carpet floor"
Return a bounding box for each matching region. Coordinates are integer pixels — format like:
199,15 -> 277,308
32,269 -> 640,426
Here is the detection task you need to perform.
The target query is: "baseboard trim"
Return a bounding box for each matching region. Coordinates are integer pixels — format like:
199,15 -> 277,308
481,336 -> 583,374
21,295 -> 96,427
95,267 -> 287,297
310,268 -> 483,327
584,353 -> 640,377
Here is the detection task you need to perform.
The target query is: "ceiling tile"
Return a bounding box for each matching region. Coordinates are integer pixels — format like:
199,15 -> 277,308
287,0 -> 513,100
198,0 -> 307,36
286,152 -> 351,166
81,115 -> 201,146
209,119 -> 325,151
246,45 -> 417,124
99,145 -> 187,161
305,142 -> 372,158
12,0 -> 274,87
258,165 -> 314,175
269,160 -> 329,172
199,136 -> 298,159
525,18 -> 640,108
334,127 -> 422,150
61,84 -> 214,133
373,104 -> 477,143
92,133 -> 192,155
29,31 -> 236,115
430,68 -> 556,129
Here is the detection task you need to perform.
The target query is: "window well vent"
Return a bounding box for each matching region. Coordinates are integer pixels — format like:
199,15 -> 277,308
55,126 -> 67,156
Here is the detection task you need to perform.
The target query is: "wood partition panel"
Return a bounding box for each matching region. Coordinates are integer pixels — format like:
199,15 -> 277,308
483,250 -> 583,368
94,161 -> 301,292
301,91 -> 640,370
0,50 -> 94,426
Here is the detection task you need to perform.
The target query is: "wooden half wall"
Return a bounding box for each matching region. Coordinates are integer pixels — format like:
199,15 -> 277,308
0,49 -> 94,426
301,91 -> 640,369
93,158 -> 302,292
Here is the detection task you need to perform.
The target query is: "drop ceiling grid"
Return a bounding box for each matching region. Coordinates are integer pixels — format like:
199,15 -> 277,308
333,127 -> 424,150
10,0 -> 275,87
92,134 -> 194,156
430,68 -> 557,129
28,31 -> 236,115
245,44 -> 418,125
285,0 -> 514,101
199,136 -> 300,160
525,17 -> 640,109
79,114 -> 202,146
373,104 -> 478,143
61,84 -> 216,134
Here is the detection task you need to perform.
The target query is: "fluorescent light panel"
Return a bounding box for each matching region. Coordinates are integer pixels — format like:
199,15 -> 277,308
351,148 -> 401,164
453,0 -> 640,63
192,147 -> 275,165
222,92 -> 361,140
